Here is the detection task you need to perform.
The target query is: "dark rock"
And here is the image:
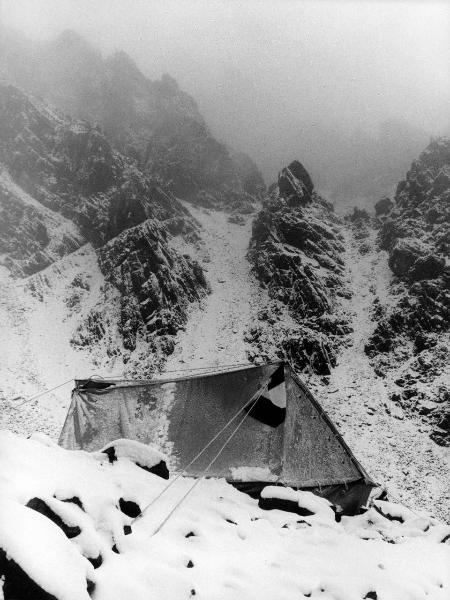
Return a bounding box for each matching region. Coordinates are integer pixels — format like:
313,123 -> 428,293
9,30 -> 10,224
0,547 -> 58,600
278,160 -> 314,206
228,212 -> 245,225
102,446 -> 117,463
101,442 -> 170,479
139,459 -> 170,480
409,254 -> 445,281
375,196 -> 393,216
359,242 -> 371,255
0,546 -> 93,600
26,497 -> 81,539
436,409 -> 450,432
348,207 -> 370,223
258,495 -> 315,517
87,554 -> 103,569
388,239 -> 425,277
118,498 -> 141,519
60,496 -> 84,511
283,331 -> 337,376
430,429 -> 450,447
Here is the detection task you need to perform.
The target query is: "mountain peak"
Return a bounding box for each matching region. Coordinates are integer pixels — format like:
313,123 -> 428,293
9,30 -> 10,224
107,50 -> 142,75
52,29 -> 94,52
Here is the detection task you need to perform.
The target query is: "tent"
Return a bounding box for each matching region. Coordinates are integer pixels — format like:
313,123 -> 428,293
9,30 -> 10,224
59,361 -> 377,513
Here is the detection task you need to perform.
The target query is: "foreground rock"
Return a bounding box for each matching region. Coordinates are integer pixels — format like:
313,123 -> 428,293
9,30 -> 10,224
366,138 -> 450,446
248,160 -> 351,375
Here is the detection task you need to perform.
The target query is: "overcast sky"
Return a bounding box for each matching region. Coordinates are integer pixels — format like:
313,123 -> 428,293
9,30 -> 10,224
1,0 -> 449,180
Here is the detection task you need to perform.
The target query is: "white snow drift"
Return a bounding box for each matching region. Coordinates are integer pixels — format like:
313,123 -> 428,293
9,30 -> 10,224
0,431 -> 449,600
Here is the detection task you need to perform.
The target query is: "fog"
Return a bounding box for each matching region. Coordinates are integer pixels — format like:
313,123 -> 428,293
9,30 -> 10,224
1,0 -> 449,197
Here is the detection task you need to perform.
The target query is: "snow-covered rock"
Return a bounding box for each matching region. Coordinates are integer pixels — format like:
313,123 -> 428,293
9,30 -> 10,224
0,430 -> 449,600
99,439 -> 169,479
0,497 -> 94,600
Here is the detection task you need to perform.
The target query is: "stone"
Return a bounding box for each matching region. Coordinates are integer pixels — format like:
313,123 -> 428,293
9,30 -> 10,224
375,196 -> 393,216
278,160 -> 314,206
408,254 -> 445,280
388,239 -> 425,277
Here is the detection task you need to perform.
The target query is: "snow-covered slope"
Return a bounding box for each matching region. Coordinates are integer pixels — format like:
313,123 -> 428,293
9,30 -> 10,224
0,245 -> 125,436
1,432 -> 449,600
163,204 -> 263,371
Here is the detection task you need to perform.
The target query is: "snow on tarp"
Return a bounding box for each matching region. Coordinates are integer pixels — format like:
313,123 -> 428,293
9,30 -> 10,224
1,430 -> 450,600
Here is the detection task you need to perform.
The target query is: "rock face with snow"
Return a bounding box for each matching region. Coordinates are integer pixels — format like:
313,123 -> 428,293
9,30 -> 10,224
367,138 -> 450,446
98,221 -> 208,353
0,27 -> 265,209
248,161 -> 351,375
0,81 -> 208,370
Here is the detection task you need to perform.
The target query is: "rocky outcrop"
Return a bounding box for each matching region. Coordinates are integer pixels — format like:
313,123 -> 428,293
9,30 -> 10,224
0,81 -> 208,367
0,83 -> 199,248
374,196 -> 393,216
366,138 -> 450,446
276,160 -> 314,206
248,161 -> 350,375
0,170 -> 83,277
97,220 -> 207,352
0,27 -> 265,210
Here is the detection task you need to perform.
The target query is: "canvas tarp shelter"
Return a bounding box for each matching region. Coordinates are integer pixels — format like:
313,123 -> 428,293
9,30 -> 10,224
59,361 -> 376,513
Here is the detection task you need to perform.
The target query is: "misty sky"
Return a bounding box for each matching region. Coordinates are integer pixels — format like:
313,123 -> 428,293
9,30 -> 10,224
1,0 -> 449,182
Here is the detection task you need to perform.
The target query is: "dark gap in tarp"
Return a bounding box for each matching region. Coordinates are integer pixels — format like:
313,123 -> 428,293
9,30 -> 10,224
243,362 -> 286,427
267,363 -> 285,390
244,395 -> 286,427
78,380 -> 116,391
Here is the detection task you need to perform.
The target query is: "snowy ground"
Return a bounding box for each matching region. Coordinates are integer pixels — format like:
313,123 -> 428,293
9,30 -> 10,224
1,431 -> 449,600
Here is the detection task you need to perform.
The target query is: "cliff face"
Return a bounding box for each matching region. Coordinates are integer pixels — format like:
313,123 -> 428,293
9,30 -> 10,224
248,161 -> 351,375
0,28 -> 265,208
0,81 -> 208,365
366,139 -> 450,446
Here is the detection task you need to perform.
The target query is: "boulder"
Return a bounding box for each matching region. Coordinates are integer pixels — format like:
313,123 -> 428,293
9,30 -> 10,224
388,239 -> 425,277
100,438 -> 170,479
408,254 -> 445,280
278,160 -> 314,206
375,196 -> 393,216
